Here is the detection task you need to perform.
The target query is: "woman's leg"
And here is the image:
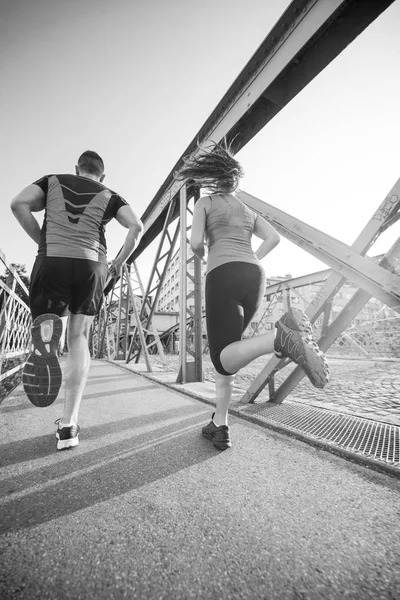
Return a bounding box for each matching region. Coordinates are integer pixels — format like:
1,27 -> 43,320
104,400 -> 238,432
219,330 -> 275,374
219,264 -> 269,374
205,263 -> 266,433
213,371 -> 235,426
222,308 -> 330,389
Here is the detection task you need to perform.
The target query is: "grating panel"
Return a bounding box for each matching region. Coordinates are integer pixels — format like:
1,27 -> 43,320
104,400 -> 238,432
246,402 -> 400,468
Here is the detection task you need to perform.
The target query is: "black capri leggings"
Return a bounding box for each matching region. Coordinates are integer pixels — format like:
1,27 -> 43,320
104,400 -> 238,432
205,261 -> 266,376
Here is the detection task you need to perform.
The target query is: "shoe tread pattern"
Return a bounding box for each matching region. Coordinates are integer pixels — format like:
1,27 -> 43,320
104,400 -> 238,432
275,308 -> 330,389
22,313 -> 63,407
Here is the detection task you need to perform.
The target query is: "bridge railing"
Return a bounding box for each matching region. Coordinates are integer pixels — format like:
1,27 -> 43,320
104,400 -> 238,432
0,250 -> 31,402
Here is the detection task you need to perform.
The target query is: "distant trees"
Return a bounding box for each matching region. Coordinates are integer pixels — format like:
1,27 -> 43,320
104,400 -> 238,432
0,263 -> 30,305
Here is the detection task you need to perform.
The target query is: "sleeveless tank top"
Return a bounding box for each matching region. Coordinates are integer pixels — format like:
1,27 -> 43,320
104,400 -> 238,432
205,194 -> 260,274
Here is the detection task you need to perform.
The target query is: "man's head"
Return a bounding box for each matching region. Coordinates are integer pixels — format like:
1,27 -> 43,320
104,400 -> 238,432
75,150 -> 105,182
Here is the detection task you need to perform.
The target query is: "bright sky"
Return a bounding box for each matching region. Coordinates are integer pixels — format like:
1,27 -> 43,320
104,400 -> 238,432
1,0 -> 400,283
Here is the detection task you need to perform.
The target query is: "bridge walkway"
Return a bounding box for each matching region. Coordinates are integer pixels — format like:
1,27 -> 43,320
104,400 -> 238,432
0,359 -> 399,599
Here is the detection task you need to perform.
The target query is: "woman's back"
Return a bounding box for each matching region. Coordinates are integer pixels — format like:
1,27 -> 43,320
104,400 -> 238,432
204,194 -> 259,273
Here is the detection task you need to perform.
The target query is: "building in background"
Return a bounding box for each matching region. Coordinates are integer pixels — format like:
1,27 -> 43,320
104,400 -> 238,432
156,247 -> 206,314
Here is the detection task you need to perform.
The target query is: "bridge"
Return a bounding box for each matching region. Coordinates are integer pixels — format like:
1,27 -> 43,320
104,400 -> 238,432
1,1 -> 400,598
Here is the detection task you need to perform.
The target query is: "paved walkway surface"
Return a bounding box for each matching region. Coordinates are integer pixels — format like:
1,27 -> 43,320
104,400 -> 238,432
1,360 -> 400,600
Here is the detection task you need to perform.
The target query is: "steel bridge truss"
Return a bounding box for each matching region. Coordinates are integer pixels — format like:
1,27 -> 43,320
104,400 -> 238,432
237,180 -> 400,404
92,0 -> 399,401
94,190 -> 204,381
92,263 -> 167,372
94,172 -> 400,406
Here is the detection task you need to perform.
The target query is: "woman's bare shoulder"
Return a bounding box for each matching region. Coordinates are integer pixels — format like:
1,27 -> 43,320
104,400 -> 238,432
197,195 -> 213,208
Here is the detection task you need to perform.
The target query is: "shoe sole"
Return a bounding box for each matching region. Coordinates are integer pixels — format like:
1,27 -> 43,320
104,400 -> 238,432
56,436 -> 79,451
202,428 -> 232,450
23,314 -> 63,407
293,338 -> 329,389
275,309 -> 329,389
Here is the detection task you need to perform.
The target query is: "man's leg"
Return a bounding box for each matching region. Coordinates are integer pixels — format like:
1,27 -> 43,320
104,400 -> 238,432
24,257 -> 70,407
59,314 -> 69,355
59,313 -> 94,427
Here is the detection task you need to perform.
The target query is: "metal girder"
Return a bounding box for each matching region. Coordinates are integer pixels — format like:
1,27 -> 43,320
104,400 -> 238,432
125,262 -> 167,368
237,189 -> 400,311
123,264 -> 152,371
264,269 -> 331,297
122,198 -> 181,366
116,184 -> 203,381
238,178 -> 400,404
139,197 -> 180,327
252,270 -> 332,334
129,0 -> 394,261
94,285 -> 120,360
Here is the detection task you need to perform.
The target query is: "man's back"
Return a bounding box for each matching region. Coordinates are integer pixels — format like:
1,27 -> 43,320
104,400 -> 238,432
11,150 -> 143,432
33,174 -> 127,263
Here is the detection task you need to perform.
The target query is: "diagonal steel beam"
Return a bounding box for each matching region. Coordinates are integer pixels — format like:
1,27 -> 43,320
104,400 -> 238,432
237,190 -> 400,311
237,178 -> 400,404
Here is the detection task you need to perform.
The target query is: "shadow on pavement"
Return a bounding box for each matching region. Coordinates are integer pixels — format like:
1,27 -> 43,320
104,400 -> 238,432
0,404 -> 208,469
0,380 -> 157,415
0,410 -> 217,536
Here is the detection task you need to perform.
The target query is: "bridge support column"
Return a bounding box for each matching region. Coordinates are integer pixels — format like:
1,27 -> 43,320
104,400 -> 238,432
177,186 -> 204,384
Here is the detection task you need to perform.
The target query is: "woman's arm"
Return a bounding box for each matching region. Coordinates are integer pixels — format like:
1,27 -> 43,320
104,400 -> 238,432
190,197 -> 207,260
253,214 -> 281,260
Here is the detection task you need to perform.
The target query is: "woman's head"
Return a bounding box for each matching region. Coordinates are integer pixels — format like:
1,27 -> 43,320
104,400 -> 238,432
175,140 -> 244,194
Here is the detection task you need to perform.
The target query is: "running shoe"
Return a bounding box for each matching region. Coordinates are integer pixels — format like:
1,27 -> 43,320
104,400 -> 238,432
22,313 -> 63,407
202,413 -> 232,450
274,308 -> 329,389
55,418 -> 80,451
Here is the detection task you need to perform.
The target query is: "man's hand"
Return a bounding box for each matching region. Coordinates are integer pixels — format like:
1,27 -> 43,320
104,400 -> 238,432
109,258 -> 125,278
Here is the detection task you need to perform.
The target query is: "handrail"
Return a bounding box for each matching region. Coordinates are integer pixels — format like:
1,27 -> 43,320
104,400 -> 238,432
0,249 -> 31,403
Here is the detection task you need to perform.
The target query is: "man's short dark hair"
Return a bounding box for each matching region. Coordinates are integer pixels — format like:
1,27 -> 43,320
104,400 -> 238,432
77,150 -> 105,176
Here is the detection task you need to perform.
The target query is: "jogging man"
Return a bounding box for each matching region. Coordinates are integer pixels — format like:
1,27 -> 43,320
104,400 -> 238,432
11,151 -> 143,450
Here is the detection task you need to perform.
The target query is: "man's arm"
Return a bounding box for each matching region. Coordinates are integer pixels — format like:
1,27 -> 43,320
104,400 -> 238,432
110,205 -> 144,277
10,184 -> 46,245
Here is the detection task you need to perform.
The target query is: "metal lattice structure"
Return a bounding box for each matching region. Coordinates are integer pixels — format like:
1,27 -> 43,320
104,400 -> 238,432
92,264 -> 167,372
238,184 -> 400,403
0,250 -> 31,400
95,0 -> 396,385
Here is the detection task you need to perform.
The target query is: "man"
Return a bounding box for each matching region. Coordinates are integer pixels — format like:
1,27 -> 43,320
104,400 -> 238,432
11,151 -> 143,450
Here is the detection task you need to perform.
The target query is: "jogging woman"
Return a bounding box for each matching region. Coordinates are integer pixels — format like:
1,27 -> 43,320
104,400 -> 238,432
176,142 -> 329,450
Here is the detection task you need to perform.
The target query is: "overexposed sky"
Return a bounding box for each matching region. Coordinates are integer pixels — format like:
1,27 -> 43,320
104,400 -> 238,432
1,0 -> 399,282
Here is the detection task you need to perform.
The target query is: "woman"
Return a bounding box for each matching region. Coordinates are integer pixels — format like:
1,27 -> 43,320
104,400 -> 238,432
176,142 -> 329,450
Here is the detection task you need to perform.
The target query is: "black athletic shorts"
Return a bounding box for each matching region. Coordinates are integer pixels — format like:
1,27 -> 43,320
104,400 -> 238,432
29,257 -> 108,320
205,261 -> 266,376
